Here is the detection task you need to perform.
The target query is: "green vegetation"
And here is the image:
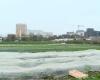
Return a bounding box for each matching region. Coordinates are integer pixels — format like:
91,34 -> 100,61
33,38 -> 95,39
39,71 -> 100,80
0,43 -> 99,52
41,71 -> 100,80
0,71 -> 100,80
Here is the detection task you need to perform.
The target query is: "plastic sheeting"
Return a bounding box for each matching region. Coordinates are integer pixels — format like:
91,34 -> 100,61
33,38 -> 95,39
0,49 -> 100,78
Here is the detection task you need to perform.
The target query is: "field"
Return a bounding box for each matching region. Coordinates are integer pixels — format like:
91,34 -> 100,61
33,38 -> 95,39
0,43 -> 100,80
0,43 -> 100,52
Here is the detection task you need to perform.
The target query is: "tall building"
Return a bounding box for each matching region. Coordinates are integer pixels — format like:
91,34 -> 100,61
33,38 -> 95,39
85,28 -> 100,37
86,28 -> 95,37
16,23 -> 27,38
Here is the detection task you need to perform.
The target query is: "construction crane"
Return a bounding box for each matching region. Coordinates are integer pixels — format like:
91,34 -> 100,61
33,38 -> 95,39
77,25 -> 85,31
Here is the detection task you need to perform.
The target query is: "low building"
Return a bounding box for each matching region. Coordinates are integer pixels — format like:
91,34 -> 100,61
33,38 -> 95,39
53,38 -> 74,42
67,32 -> 75,36
7,34 -> 16,41
0,37 -> 2,42
88,36 -> 100,42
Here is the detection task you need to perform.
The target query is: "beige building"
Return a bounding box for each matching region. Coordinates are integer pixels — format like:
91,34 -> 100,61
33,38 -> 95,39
16,23 -> 27,38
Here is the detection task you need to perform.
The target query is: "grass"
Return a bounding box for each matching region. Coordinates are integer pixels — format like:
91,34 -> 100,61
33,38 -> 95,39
0,43 -> 100,52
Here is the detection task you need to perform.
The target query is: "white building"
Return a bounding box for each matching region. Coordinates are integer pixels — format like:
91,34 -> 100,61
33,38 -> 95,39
53,38 -> 74,42
28,30 -> 53,38
67,32 -> 75,36
76,30 -> 85,36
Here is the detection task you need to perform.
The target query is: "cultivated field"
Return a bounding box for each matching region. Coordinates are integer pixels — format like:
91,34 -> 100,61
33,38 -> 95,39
0,43 -> 100,80
0,43 -> 100,52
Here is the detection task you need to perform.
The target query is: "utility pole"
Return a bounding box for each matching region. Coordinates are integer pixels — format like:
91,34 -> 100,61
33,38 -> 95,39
19,29 -> 22,40
78,25 -> 80,31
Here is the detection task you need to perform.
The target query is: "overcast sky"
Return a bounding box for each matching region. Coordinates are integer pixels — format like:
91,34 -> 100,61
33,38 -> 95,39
0,0 -> 100,35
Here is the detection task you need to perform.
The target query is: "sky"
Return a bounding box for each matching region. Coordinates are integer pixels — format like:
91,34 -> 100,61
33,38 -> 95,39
0,0 -> 100,35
